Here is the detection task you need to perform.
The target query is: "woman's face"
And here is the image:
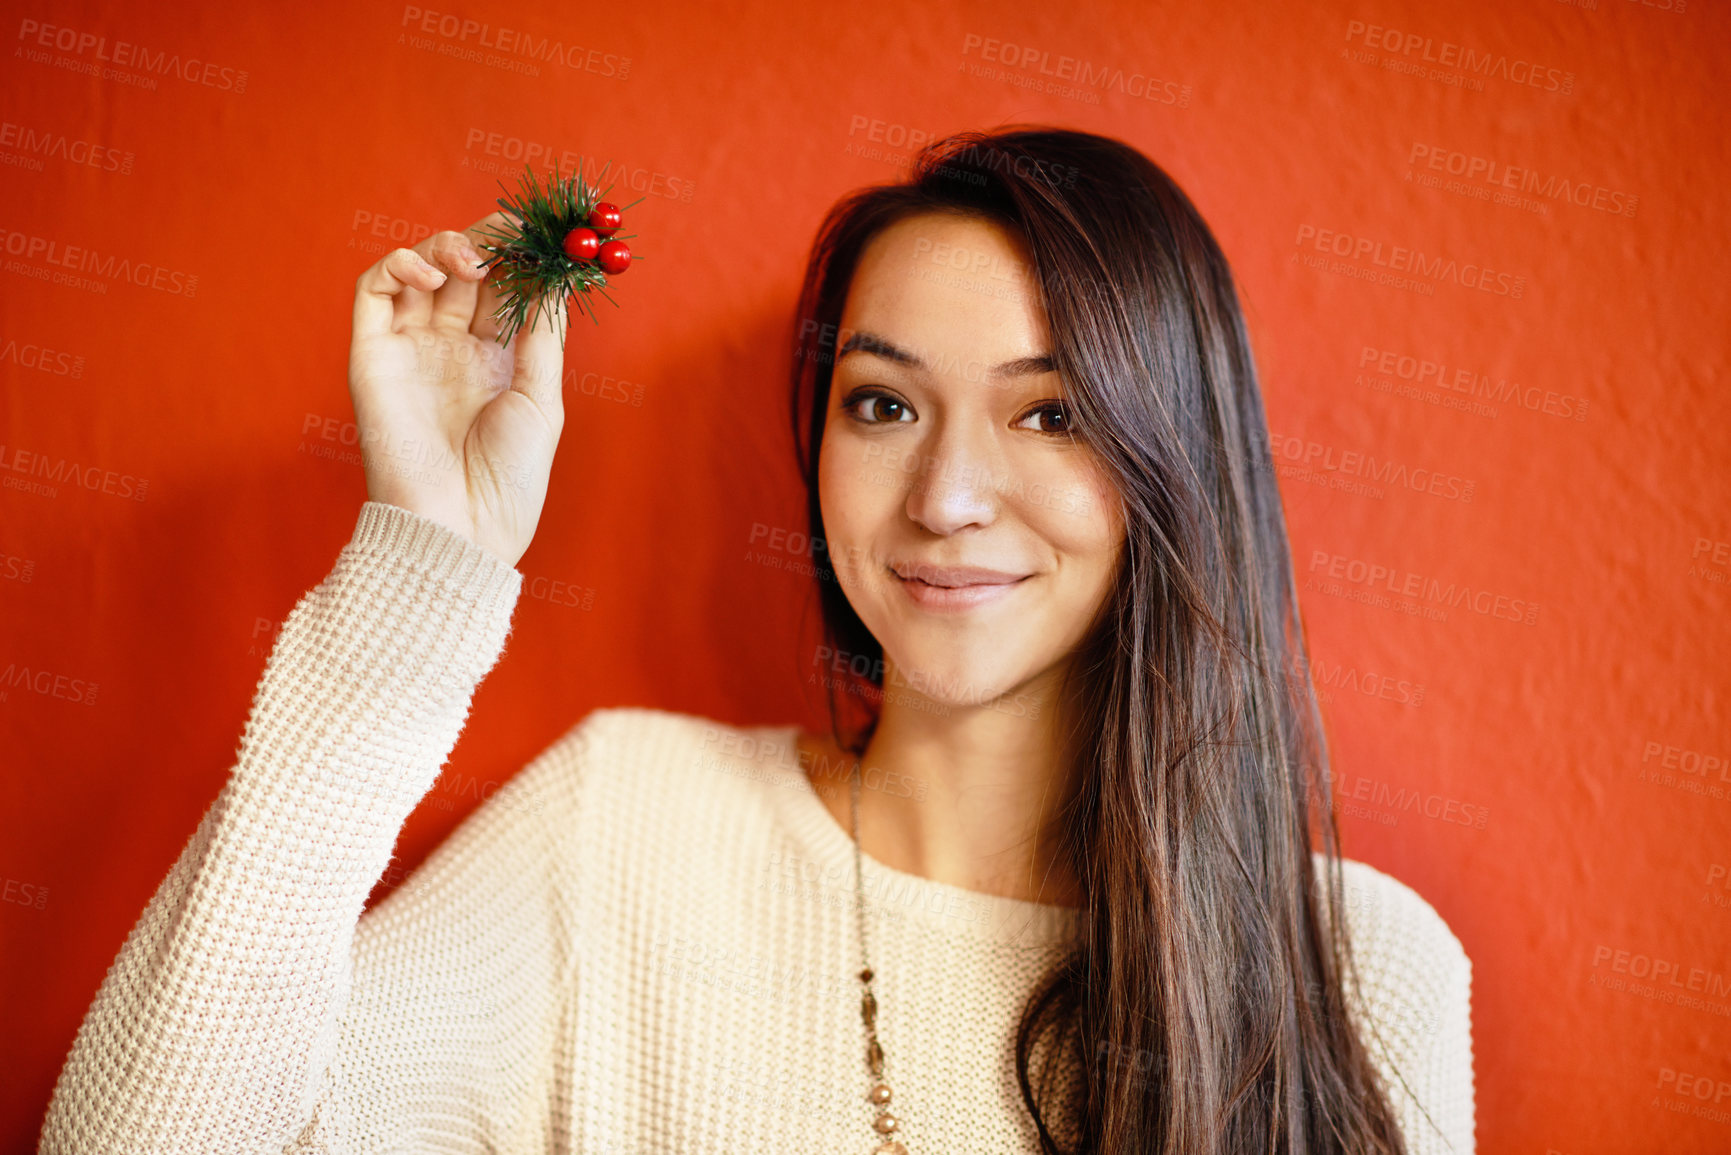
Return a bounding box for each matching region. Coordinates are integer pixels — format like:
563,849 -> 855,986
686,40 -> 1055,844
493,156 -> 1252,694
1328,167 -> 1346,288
817,210 -> 1126,711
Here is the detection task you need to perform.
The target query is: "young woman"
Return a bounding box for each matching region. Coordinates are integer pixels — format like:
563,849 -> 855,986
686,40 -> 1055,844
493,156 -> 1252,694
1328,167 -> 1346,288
40,128 -> 1473,1154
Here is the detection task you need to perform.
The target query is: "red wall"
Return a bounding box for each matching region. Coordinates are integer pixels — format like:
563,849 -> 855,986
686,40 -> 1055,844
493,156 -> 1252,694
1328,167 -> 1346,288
3,0 -> 1727,1149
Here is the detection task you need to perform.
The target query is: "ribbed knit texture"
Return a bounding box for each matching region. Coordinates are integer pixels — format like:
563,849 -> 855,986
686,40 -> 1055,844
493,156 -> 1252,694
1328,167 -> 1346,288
38,500 -> 1474,1154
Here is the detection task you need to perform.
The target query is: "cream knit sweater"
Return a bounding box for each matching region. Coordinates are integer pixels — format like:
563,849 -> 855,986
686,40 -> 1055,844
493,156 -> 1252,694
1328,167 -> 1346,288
39,501 -> 1474,1154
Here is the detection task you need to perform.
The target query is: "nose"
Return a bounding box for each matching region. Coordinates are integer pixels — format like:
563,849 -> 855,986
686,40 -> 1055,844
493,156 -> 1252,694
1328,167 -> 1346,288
902,414 -> 1000,535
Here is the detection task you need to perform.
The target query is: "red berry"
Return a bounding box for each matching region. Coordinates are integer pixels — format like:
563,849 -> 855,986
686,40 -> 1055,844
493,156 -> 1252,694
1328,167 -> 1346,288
562,227 -> 601,261
597,239 -> 631,275
588,202 -> 623,237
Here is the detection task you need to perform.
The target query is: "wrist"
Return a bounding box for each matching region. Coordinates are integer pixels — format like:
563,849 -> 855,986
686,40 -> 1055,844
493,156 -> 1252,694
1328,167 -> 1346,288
361,495 -> 520,571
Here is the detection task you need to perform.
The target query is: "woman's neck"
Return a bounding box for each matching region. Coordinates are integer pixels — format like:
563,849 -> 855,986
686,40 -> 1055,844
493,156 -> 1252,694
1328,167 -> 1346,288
796,669 -> 1083,908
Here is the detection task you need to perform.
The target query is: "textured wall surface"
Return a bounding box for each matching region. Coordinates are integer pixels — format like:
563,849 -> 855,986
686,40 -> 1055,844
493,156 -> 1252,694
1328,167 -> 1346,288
2,0 -> 1727,1149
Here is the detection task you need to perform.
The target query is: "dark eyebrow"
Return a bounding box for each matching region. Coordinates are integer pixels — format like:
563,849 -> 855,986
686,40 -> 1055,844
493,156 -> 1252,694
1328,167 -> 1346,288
836,330 -> 919,367
836,330 -> 1056,380
991,354 -> 1057,379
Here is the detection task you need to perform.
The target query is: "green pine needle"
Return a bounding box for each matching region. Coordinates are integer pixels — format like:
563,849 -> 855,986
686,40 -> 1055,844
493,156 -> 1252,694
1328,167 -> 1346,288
472,159 -> 645,348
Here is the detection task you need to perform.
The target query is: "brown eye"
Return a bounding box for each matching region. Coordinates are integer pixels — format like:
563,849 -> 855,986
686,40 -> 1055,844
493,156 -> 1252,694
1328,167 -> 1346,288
1017,403 -> 1072,434
846,391 -> 915,424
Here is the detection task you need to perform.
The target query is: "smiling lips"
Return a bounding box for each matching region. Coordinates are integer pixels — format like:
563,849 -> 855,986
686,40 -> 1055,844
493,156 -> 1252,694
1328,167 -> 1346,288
888,561 -> 1032,611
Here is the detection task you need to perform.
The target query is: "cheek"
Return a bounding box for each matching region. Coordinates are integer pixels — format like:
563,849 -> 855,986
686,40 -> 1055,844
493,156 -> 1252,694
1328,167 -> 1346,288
1023,460 -> 1125,595
816,427 -> 883,588
816,427 -> 849,537
1025,456 -> 1121,550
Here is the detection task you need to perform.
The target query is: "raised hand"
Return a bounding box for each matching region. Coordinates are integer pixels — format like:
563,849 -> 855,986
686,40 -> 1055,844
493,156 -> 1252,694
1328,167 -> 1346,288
348,212 -> 569,568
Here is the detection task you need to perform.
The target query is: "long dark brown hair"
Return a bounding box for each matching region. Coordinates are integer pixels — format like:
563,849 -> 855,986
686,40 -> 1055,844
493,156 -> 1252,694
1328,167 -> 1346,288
787,127 -> 1432,1154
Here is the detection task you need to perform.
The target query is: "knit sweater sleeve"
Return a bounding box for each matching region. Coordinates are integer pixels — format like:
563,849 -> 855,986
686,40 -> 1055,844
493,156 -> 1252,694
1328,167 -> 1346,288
1334,857 -> 1476,1155
1420,936 -> 1474,1155
38,501 -> 578,1154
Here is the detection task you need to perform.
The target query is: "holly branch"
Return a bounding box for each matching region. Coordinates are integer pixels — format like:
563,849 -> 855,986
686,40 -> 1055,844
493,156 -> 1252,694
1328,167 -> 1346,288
471,159 -> 645,348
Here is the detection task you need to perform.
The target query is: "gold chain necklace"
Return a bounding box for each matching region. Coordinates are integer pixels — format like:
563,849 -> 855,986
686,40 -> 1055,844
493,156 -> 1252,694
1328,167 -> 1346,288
850,759 -> 909,1154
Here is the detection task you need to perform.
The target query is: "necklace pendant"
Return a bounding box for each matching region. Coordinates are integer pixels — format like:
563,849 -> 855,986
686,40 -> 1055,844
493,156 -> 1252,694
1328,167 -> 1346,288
871,1144 -> 909,1155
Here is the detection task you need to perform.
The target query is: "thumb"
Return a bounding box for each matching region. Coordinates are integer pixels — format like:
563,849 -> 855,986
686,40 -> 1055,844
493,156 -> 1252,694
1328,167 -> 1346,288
508,286 -> 570,425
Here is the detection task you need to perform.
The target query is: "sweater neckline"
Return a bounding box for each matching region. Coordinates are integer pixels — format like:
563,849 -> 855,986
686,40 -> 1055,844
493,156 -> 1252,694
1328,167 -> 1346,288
759,723 -> 1083,950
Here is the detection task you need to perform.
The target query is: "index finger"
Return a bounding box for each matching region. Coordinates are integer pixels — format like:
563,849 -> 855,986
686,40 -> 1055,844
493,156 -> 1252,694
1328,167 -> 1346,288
352,211 -> 511,341
463,210 -> 514,252
353,247 -> 447,342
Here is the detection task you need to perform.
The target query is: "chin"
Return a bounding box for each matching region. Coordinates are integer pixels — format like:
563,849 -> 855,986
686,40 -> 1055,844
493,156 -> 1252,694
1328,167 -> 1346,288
876,638 -> 1040,715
